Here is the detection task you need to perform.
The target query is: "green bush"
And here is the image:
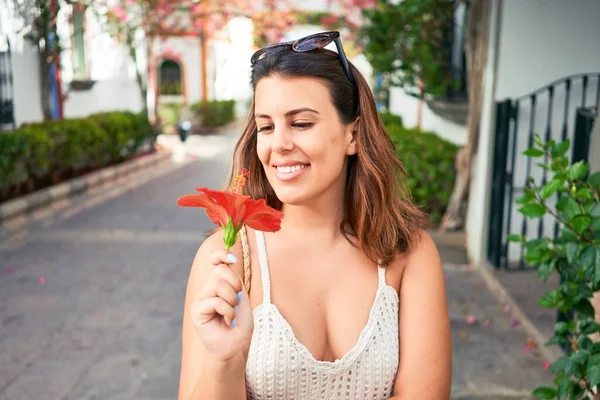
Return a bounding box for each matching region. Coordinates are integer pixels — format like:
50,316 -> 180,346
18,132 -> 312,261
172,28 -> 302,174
191,99 -> 236,127
379,111 -> 403,127
0,111 -> 154,200
384,121 -> 459,225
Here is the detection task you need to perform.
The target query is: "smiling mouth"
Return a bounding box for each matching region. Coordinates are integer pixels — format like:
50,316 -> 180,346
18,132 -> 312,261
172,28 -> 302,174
274,164 -> 310,174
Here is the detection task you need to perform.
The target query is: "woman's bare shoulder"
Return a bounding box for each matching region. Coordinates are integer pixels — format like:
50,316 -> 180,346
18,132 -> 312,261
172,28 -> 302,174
387,230 -> 440,290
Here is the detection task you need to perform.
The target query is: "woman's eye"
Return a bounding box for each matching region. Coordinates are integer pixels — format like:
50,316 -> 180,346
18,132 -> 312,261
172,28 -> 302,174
293,122 -> 314,129
257,125 -> 273,133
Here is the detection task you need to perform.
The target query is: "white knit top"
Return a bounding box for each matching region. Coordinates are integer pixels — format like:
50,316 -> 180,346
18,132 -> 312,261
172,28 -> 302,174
245,231 -> 400,400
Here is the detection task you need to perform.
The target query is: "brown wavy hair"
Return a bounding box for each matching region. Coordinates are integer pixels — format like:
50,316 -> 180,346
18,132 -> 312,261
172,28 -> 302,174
224,46 -> 426,265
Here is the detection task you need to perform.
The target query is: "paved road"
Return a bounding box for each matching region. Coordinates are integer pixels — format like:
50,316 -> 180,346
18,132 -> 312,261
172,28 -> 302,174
0,130 -> 552,399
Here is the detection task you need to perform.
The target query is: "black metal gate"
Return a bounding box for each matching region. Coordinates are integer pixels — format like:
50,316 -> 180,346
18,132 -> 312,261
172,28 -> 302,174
488,73 -> 600,270
0,34 -> 15,130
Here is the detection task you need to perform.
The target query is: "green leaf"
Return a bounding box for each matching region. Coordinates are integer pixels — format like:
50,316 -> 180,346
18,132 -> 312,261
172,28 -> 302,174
539,290 -> 560,308
591,217 -> 600,231
573,299 -> 595,318
590,203 -> 600,218
570,351 -> 590,364
578,320 -> 599,335
557,377 -> 573,400
537,260 -> 556,280
580,246 -> 600,284
507,234 -> 523,242
550,356 -> 568,373
575,187 -> 592,200
567,243 -> 579,263
523,148 -> 545,157
532,386 -> 557,399
555,321 -> 569,334
561,197 -> 580,220
516,191 -> 536,204
567,161 -> 588,180
571,215 -> 591,232
589,171 -> 600,186
519,203 -> 547,218
541,179 -> 564,200
551,139 -> 570,157
588,364 -> 600,387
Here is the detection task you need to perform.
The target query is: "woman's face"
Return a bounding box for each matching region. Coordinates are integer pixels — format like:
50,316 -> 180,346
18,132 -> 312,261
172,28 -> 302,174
254,75 -> 357,206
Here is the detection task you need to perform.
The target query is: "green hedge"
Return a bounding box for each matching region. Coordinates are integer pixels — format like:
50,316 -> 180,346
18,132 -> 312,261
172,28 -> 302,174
0,111 -> 154,198
191,100 -> 235,127
383,117 -> 459,225
379,111 -> 403,127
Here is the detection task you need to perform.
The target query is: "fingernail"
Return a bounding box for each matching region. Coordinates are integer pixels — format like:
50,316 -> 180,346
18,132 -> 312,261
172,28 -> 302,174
231,319 -> 236,328
236,291 -> 243,304
227,253 -> 238,263
234,305 -> 238,313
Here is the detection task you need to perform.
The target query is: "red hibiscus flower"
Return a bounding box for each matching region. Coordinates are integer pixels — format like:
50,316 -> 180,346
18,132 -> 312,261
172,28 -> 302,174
177,168 -> 283,249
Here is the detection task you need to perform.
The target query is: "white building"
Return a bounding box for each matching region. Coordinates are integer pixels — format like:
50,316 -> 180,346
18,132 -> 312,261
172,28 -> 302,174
466,0 -> 600,269
0,0 -> 144,129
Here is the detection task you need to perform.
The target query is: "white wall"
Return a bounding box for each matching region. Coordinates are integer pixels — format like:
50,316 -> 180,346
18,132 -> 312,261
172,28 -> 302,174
388,87 -> 467,145
58,5 -> 144,118
467,0 -> 600,265
0,0 -> 44,126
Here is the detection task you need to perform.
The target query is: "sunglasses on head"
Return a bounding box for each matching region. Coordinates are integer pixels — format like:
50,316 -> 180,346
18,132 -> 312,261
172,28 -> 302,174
250,31 -> 356,85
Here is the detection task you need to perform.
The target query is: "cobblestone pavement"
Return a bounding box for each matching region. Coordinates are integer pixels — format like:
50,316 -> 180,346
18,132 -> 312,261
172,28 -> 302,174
0,130 -> 552,399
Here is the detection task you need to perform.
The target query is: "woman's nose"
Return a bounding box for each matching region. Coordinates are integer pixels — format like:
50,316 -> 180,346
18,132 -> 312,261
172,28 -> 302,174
271,125 -> 294,153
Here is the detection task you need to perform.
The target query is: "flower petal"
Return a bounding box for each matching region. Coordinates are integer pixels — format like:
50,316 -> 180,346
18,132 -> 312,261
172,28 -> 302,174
177,194 -> 229,226
243,198 -> 283,232
196,188 -> 249,226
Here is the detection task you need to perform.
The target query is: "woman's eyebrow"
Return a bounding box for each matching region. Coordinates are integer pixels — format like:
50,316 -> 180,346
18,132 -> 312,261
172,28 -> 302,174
255,107 -> 320,119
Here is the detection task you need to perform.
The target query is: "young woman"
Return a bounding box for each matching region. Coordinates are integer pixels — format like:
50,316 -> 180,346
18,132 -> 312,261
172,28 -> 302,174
179,31 -> 452,400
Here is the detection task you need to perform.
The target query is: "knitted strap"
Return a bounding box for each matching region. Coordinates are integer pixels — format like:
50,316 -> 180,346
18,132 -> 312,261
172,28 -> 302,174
240,225 -> 251,293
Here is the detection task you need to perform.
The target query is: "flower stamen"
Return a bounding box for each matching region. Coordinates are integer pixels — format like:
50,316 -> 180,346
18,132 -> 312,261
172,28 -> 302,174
233,167 -> 250,194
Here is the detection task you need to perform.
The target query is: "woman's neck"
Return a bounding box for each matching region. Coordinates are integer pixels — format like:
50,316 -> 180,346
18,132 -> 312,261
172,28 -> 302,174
279,194 -> 345,243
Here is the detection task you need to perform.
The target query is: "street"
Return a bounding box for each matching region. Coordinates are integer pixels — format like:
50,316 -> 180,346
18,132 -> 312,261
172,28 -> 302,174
0,130 -> 552,400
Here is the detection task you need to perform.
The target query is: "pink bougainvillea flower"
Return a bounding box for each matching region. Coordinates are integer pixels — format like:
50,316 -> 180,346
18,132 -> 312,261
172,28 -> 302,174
177,168 -> 283,250
502,304 -> 511,313
483,319 -> 491,327
38,276 -> 46,285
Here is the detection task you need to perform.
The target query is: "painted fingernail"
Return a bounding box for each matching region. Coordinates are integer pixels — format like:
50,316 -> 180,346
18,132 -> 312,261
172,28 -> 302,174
234,305 -> 238,313
231,319 -> 236,328
227,253 -> 238,263
236,291 -> 243,304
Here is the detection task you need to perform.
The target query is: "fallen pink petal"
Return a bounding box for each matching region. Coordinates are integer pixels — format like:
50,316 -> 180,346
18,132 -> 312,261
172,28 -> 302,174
502,304 -> 511,313
466,315 -> 477,325
483,320 -> 491,327
543,361 -> 551,370
7,267 -> 14,274
510,318 -> 520,327
38,276 -> 46,285
522,344 -> 532,353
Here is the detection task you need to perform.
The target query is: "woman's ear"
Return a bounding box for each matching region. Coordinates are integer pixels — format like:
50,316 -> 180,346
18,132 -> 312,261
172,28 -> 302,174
345,117 -> 359,156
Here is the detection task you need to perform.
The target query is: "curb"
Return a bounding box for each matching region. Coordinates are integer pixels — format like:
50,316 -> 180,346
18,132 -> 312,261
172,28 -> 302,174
0,150 -> 172,224
475,261 -> 563,364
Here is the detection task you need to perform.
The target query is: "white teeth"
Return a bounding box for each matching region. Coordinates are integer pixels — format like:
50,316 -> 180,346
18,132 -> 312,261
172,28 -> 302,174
276,164 -> 307,173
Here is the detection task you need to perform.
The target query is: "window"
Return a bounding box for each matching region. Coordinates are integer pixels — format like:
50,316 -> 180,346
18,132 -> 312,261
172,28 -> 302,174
72,5 -> 88,79
158,59 -> 183,95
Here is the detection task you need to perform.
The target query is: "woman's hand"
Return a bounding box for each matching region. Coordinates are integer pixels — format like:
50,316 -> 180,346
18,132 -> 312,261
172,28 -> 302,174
189,250 -> 254,363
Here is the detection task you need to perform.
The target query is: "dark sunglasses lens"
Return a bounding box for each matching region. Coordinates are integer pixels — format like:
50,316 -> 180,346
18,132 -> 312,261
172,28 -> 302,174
295,35 -> 333,51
